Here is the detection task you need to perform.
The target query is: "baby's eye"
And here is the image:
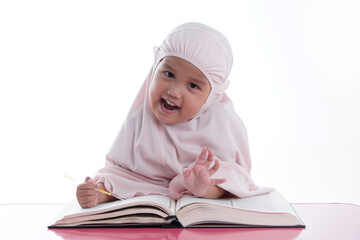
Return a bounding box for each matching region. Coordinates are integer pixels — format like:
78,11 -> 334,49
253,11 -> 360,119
165,71 -> 175,79
188,83 -> 199,89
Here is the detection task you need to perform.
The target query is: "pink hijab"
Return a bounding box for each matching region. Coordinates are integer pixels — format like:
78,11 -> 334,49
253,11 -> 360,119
94,22 -> 272,199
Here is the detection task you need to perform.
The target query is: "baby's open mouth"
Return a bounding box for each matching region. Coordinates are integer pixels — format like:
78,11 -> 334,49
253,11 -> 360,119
161,98 -> 180,111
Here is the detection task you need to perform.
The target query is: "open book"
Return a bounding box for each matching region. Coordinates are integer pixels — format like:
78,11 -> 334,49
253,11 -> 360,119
49,190 -> 305,228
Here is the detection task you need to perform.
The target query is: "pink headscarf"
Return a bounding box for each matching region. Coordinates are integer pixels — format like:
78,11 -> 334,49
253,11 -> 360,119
94,22 -> 272,199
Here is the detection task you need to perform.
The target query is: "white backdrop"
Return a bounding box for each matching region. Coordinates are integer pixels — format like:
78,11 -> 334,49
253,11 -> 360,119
1,0 -> 359,205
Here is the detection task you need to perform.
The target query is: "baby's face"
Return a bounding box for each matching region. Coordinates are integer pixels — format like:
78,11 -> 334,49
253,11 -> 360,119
150,56 -> 211,124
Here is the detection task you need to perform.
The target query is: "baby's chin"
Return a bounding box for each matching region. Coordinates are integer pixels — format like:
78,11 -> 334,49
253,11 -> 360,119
152,109 -> 183,125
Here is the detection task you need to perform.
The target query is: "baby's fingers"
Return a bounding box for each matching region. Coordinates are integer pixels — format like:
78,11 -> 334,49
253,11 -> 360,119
182,167 -> 192,178
194,147 -> 208,165
78,193 -> 97,202
208,159 -> 221,176
77,188 -> 97,196
203,149 -> 214,168
77,182 -> 98,191
85,176 -> 94,183
79,195 -> 98,208
76,182 -> 98,200
76,187 -> 98,208
80,202 -> 97,208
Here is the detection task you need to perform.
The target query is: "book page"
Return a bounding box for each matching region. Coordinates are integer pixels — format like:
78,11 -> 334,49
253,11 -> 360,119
55,195 -> 175,222
230,191 -> 295,214
176,191 -> 296,215
176,195 -> 232,211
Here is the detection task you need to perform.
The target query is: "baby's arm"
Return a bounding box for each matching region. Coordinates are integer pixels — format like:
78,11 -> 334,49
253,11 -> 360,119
183,147 -> 226,198
76,177 -> 117,208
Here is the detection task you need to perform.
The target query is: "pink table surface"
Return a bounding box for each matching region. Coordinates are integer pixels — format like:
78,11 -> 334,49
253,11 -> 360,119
0,203 -> 359,240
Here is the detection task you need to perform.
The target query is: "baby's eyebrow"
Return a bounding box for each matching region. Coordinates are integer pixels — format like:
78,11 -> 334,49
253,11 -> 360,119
189,76 -> 207,86
162,63 -> 177,73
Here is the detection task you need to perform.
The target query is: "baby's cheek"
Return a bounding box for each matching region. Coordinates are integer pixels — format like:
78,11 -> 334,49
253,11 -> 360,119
188,101 -> 203,117
149,88 -> 158,109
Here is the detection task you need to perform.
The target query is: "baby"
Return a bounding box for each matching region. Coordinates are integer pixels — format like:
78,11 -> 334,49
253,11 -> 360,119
77,22 -> 271,208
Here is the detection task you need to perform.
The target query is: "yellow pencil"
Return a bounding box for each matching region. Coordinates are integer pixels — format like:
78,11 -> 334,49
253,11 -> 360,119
95,188 -> 112,196
63,174 -> 77,182
96,188 -> 124,200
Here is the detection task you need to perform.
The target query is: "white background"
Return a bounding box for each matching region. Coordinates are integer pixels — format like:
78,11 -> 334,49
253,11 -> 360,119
1,0 -> 359,205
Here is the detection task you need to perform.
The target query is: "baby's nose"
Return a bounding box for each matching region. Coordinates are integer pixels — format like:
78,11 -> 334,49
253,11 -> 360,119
167,84 -> 182,98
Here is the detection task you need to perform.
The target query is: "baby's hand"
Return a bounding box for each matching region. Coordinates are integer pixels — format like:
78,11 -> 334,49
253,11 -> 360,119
183,147 -> 226,198
76,177 -> 99,208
